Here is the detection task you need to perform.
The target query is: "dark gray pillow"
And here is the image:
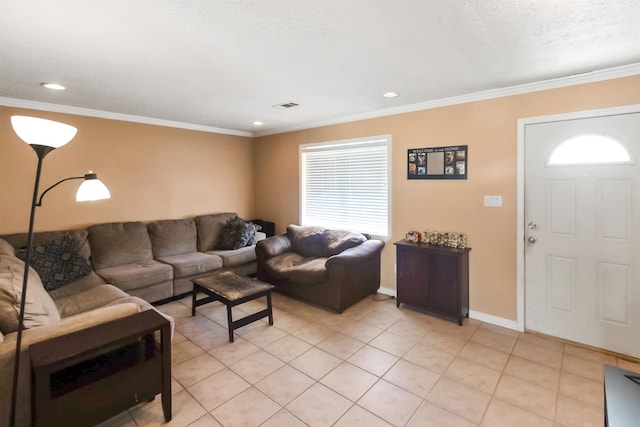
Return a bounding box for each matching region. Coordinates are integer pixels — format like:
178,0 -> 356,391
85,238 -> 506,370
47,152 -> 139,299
218,217 -> 261,250
16,234 -> 92,291
287,225 -> 326,257
323,230 -> 367,256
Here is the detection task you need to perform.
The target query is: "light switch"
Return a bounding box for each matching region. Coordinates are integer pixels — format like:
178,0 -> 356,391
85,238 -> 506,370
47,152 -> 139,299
484,195 -> 502,207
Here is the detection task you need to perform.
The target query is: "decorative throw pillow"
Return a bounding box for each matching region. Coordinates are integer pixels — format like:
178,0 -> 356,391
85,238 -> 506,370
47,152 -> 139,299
0,254 -> 61,333
245,222 -> 262,246
16,234 -> 92,291
322,230 -> 367,256
217,217 -> 262,250
287,225 -> 327,257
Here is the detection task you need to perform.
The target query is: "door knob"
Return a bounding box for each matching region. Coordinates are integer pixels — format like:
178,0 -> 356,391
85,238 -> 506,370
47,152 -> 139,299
527,236 -> 537,244
528,221 -> 537,229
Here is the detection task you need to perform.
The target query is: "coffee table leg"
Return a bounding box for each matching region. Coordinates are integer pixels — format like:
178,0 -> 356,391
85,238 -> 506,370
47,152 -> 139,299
191,287 -> 197,316
226,304 -> 234,342
267,291 -> 274,325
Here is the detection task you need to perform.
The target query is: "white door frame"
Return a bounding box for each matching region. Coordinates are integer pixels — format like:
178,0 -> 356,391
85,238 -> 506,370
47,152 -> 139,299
516,103 -> 640,332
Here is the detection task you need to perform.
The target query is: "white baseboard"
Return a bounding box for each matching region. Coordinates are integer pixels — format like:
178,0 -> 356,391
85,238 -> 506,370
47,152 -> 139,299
375,288 -> 521,332
469,310 -> 521,332
378,287 -> 396,297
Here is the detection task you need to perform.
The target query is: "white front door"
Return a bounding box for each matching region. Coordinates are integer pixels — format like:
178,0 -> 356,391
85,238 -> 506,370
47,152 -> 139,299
524,112 -> 640,358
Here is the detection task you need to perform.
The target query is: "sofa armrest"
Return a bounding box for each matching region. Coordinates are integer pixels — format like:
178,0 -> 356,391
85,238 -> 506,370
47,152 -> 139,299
256,234 -> 293,261
0,303 -> 140,352
325,239 -> 385,268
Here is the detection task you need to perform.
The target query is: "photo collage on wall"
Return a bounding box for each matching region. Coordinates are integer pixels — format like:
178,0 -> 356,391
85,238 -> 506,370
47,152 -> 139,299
407,145 -> 467,180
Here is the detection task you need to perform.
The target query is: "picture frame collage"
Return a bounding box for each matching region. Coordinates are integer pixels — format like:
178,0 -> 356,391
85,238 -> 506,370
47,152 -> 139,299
407,145 -> 468,180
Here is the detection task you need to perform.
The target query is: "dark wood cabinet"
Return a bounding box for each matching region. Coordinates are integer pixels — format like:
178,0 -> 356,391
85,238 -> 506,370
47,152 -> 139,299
394,240 -> 470,325
30,310 -> 171,427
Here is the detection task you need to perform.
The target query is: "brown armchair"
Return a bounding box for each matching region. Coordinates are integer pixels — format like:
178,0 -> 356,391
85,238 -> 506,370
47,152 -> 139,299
256,225 -> 385,313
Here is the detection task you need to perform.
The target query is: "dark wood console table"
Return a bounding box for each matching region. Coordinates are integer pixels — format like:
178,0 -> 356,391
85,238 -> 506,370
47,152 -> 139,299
30,309 -> 171,427
395,240 -> 470,325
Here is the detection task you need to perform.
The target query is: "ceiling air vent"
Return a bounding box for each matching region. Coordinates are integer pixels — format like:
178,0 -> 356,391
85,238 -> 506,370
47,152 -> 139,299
274,102 -> 299,109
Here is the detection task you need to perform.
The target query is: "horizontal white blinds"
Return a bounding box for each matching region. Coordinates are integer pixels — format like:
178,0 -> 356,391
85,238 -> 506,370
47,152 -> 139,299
301,137 -> 390,237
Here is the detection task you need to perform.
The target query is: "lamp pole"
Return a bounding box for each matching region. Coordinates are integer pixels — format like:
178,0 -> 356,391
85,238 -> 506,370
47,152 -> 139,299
9,145 -> 54,427
8,116 -> 109,426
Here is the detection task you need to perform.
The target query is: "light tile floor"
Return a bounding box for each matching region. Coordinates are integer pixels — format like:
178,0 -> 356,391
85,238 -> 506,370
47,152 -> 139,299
98,293 -> 640,427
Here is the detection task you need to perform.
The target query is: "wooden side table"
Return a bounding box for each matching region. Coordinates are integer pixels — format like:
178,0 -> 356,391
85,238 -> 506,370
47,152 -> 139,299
30,309 -> 171,427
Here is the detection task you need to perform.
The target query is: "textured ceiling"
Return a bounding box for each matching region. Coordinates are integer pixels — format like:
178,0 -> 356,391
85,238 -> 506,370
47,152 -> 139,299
1,1 -> 640,136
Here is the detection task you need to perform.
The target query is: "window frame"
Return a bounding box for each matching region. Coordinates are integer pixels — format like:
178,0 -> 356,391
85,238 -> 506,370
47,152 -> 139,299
299,135 -> 392,240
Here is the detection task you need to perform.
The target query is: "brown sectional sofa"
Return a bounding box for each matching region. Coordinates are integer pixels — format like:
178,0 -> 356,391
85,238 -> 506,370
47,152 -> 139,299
256,225 -> 385,313
0,212 -> 263,426
0,212 -> 265,304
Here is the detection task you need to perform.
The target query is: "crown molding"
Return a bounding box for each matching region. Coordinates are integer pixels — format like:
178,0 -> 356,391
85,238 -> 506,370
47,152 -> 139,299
0,97 -> 253,138
3,62 -> 639,139
255,62 -> 640,137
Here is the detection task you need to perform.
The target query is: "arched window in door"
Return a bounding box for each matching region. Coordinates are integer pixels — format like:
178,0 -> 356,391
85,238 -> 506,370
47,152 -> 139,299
548,133 -> 633,166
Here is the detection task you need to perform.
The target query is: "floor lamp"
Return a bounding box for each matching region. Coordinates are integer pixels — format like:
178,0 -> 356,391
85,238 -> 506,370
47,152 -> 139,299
9,115 -> 111,427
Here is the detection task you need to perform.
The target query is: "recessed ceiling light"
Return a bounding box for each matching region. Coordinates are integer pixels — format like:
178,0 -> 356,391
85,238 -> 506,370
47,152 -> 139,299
383,92 -> 398,98
41,83 -> 66,90
253,121 -> 263,126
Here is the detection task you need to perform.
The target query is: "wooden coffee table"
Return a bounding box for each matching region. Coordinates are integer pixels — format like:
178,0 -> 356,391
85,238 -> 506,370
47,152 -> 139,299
191,271 -> 274,342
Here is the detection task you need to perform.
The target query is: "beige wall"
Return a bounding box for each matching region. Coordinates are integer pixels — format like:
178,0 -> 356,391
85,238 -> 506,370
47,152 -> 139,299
2,76 -> 639,322
253,75 -> 640,321
0,107 -> 254,234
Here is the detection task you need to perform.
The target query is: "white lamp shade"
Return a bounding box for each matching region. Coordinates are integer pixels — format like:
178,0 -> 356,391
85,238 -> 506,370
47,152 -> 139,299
76,178 -> 111,202
11,115 -> 77,148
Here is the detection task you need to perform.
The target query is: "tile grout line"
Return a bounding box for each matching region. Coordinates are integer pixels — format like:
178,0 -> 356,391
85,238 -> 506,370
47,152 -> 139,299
129,296 -> 614,427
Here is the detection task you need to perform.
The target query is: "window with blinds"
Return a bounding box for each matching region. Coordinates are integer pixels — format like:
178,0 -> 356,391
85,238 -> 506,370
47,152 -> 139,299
300,135 -> 391,238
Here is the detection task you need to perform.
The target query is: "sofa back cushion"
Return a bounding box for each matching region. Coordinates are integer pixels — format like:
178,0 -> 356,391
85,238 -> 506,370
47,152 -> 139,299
0,253 -> 60,334
1,229 -> 93,261
196,213 -> 237,251
148,219 -> 197,257
322,230 -> 367,256
287,225 -> 327,258
88,222 -> 153,270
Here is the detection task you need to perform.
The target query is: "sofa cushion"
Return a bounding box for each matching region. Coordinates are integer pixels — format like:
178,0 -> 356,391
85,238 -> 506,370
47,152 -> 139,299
148,219 -> 198,257
322,230 -> 367,256
47,271 -> 107,300
207,246 -> 257,267
196,213 -> 237,251
156,252 -> 223,278
287,225 -> 326,258
16,234 -> 92,291
218,217 -> 261,250
264,252 -> 327,284
54,284 -> 130,318
95,260 -> 173,292
89,222 -> 153,270
0,254 -> 60,333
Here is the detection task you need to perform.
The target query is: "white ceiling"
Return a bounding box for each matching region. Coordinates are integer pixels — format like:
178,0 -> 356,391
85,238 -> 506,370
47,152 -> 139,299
1,1 -> 640,137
